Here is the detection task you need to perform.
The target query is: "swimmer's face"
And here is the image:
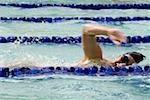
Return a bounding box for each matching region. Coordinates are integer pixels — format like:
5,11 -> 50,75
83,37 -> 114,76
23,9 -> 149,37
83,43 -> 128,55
113,54 -> 135,66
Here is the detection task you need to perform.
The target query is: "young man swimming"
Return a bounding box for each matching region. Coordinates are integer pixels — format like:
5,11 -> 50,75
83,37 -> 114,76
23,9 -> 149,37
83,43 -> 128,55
5,24 -> 145,68
75,24 -> 145,67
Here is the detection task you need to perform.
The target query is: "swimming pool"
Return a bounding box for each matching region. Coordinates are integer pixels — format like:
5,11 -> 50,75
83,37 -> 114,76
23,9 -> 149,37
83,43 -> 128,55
0,0 -> 150,100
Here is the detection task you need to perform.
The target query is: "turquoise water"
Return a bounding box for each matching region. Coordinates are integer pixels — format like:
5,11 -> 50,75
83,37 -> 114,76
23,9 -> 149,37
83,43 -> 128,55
0,0 -> 150,100
0,75 -> 150,100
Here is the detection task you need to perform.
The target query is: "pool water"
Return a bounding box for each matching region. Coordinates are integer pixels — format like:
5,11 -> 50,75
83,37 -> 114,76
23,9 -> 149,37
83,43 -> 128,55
0,0 -> 150,100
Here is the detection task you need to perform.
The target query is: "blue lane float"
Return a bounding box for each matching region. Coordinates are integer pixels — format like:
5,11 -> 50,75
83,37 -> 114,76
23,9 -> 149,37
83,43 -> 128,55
0,35 -> 150,44
0,68 -> 9,77
0,3 -> 149,9
0,17 -> 150,23
0,65 -> 150,77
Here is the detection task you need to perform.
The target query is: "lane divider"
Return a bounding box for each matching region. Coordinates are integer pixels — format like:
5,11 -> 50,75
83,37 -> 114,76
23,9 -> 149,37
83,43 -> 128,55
0,3 -> 149,9
0,35 -> 149,44
0,65 -> 150,77
0,17 -> 150,23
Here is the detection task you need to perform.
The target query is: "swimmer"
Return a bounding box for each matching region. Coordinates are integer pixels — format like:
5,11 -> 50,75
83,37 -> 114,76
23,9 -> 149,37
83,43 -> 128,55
4,24 -> 145,68
74,24 -> 145,67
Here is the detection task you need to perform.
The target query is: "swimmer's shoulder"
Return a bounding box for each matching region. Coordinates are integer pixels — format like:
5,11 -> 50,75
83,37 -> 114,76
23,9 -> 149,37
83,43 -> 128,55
72,58 -> 112,67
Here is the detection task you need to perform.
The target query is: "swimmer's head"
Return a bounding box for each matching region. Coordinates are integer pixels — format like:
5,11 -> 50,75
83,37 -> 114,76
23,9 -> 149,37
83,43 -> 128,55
125,52 -> 145,64
113,52 -> 145,66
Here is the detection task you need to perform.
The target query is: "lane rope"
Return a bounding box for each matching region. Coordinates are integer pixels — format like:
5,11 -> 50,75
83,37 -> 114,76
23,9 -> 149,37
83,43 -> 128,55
0,17 -> 150,23
0,35 -> 149,44
0,3 -> 149,9
0,65 -> 150,77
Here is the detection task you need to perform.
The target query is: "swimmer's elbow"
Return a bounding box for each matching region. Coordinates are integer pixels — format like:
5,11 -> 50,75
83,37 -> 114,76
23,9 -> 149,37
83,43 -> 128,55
82,24 -> 107,36
82,24 -> 95,35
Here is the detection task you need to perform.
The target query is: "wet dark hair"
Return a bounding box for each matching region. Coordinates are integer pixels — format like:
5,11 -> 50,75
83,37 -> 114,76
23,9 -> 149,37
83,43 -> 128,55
126,52 -> 145,63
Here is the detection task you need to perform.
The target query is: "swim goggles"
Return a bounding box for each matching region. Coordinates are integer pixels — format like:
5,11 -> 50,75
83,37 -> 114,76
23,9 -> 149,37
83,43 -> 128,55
121,55 -> 129,63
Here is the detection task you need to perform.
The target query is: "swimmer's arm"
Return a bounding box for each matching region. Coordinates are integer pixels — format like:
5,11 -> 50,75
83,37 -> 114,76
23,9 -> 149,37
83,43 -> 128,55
81,24 -> 126,60
83,24 -> 126,45
83,24 -> 110,36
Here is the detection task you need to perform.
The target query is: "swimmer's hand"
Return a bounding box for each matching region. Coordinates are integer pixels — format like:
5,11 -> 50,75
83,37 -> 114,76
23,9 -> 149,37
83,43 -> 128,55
107,29 -> 126,45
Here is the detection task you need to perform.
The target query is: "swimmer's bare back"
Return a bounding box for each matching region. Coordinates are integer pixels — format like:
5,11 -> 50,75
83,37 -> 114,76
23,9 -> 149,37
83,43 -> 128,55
75,24 -> 126,67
